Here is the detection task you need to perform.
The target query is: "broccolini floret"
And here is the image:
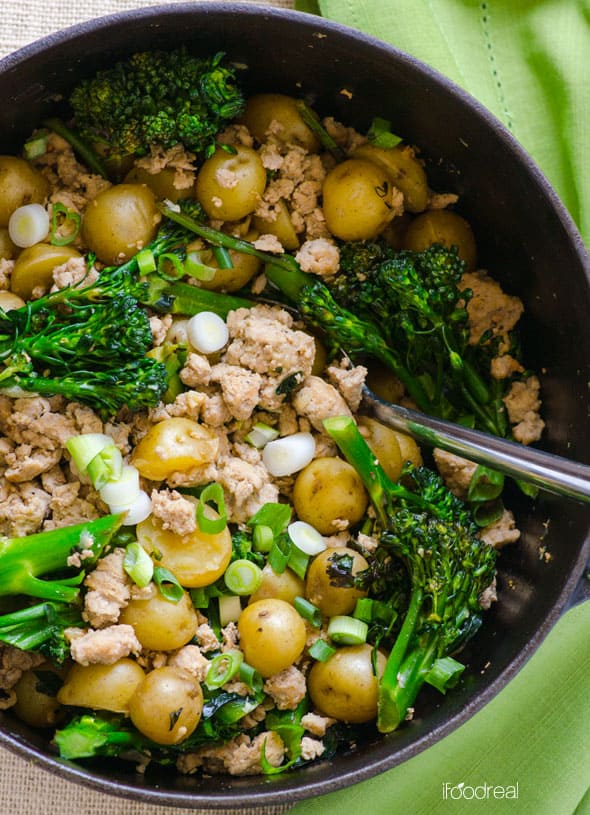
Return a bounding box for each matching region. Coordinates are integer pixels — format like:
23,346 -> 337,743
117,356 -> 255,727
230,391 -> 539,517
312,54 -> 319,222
70,49 -> 244,163
323,415 -> 497,732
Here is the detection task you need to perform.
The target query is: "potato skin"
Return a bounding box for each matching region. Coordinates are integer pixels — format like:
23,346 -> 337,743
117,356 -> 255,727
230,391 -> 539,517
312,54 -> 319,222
57,659 -> 145,714
322,159 -> 398,241
358,417 -> 404,483
129,666 -> 203,745
352,143 -> 428,213
308,644 -> 386,723
11,243 -> 81,300
13,664 -> 65,728
0,156 -> 49,226
403,209 -> 477,270
238,598 -> 307,678
248,564 -> 304,606
293,456 -> 369,535
305,546 -> 368,617
131,417 -> 218,481
119,586 -> 198,651
82,183 -> 160,264
195,145 -> 266,221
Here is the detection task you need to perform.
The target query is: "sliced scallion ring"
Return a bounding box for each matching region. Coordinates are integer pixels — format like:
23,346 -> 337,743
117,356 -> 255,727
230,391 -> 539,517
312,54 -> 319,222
245,422 -> 280,449
49,202 -> 81,246
262,432 -> 315,477
287,520 -> 327,556
205,649 -> 244,690
66,433 -> 113,474
293,596 -> 322,627
8,203 -> 49,248
327,615 -> 368,645
123,542 -> 153,588
99,464 -> 140,506
223,559 -> 263,596
86,444 -> 123,490
308,638 -> 337,662
252,524 -> 274,553
187,311 -> 229,354
153,565 -> 184,603
197,482 -> 227,534
109,490 -> 152,527
218,594 -> 243,626
135,247 -> 157,275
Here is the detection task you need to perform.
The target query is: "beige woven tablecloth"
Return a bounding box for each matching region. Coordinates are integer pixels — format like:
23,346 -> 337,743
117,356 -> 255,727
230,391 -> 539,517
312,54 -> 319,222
0,3 -> 294,812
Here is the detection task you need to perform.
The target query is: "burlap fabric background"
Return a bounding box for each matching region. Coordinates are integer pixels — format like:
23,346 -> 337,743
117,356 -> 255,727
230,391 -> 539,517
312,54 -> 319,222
0,2 -> 293,812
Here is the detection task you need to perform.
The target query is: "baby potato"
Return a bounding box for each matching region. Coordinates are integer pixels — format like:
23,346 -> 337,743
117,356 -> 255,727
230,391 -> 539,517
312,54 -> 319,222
124,166 -> 195,202
241,93 -> 320,152
137,506 -> 232,589
357,417 -> 404,483
195,145 -> 266,221
253,199 -> 300,250
403,209 -> 477,270
0,156 -> 49,226
393,430 -> 423,469
11,243 -> 81,300
0,290 -> 25,311
248,563 -> 304,606
292,456 -> 369,535
82,183 -> 160,264
131,417 -> 218,481
305,547 -> 368,617
308,643 -> 386,723
13,663 -> 65,728
57,659 -> 145,714
322,159 -> 397,241
119,585 -> 198,650
352,143 -> 429,213
0,227 -> 17,260
129,666 -> 203,745
238,598 -> 307,677
188,237 -> 261,292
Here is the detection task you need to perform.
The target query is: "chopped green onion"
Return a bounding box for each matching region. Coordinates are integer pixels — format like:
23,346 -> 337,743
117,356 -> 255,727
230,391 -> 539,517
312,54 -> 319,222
184,249 -> 217,281
353,597 -> 396,626
205,649 -> 243,690
268,535 -> 291,574
110,490 -> 152,526
224,559 -> 263,596
327,615 -> 368,645
247,502 -> 292,538
293,596 -> 322,627
262,432 -> 315,477
245,422 -> 280,449
23,133 -> 48,160
86,444 -> 123,490
308,638 -> 337,662
187,311 -> 229,354
367,116 -> 403,149
99,464 -> 140,507
8,203 -> 49,248
190,586 -> 210,609
197,482 -> 227,534
49,202 -> 81,246
239,661 -> 263,693
66,433 -> 113,474
424,656 -> 465,694
136,248 -> 157,275
468,465 -> 505,503
219,594 -> 243,625
123,542 -> 153,588
212,246 -> 234,270
153,566 -> 184,603
157,251 -> 186,281
288,521 -> 327,556
472,497 -> 505,528
287,546 -> 310,581
252,524 -> 274,553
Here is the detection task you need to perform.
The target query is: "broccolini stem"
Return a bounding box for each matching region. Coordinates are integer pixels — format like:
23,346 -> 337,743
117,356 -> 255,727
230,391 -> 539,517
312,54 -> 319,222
43,117 -> 110,179
145,276 -> 253,317
294,101 -> 347,161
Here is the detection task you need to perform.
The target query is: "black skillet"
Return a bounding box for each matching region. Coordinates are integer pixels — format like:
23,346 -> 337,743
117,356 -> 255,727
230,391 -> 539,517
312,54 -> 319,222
0,3 -> 588,809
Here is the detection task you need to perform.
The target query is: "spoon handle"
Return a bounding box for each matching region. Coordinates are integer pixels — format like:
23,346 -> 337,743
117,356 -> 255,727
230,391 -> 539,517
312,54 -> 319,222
363,389 -> 590,503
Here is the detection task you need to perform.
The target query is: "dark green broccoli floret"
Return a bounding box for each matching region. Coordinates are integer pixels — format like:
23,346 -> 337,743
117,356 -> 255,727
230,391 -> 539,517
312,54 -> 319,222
323,415 -> 496,733
70,49 -> 244,162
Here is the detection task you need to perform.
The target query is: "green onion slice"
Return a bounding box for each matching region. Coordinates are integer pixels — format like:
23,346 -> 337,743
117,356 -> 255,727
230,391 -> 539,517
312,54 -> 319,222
247,503 -> 292,538
123,542 -> 153,588
252,524 -> 274,553
24,133 -> 48,160
245,422 -> 280,449
65,433 -> 113,474
157,251 -> 186,281
197,483 -> 227,534
308,638 -> 336,662
327,615 -> 368,645
424,656 -> 465,694
294,596 -> 322,627
224,559 -> 263,596
153,566 -> 184,603
366,116 -> 403,149
268,535 -> 291,574
86,444 -> 123,490
49,202 -> 82,246
287,546 -> 310,581
205,649 -> 244,690
239,661 -> 263,693
136,248 -> 157,275
218,594 -> 242,626
184,250 -> 217,281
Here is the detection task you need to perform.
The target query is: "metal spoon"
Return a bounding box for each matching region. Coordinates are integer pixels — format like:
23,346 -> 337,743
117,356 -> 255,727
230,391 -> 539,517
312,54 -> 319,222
362,387 -> 590,503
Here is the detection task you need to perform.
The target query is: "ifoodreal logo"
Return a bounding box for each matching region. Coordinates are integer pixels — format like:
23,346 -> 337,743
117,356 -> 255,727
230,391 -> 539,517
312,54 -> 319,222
442,781 -> 519,800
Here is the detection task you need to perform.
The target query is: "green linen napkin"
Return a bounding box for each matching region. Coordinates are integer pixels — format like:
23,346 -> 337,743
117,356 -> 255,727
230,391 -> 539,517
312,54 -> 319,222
288,599 -> 590,814
289,2 -> 590,813
296,0 -> 590,246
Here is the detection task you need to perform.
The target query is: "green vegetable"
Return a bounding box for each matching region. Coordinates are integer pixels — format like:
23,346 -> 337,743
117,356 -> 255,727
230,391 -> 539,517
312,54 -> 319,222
327,615 -> 369,645
0,513 -> 123,604
69,49 -> 244,169
323,415 -> 496,733
0,601 -> 83,664
223,559 -> 263,595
